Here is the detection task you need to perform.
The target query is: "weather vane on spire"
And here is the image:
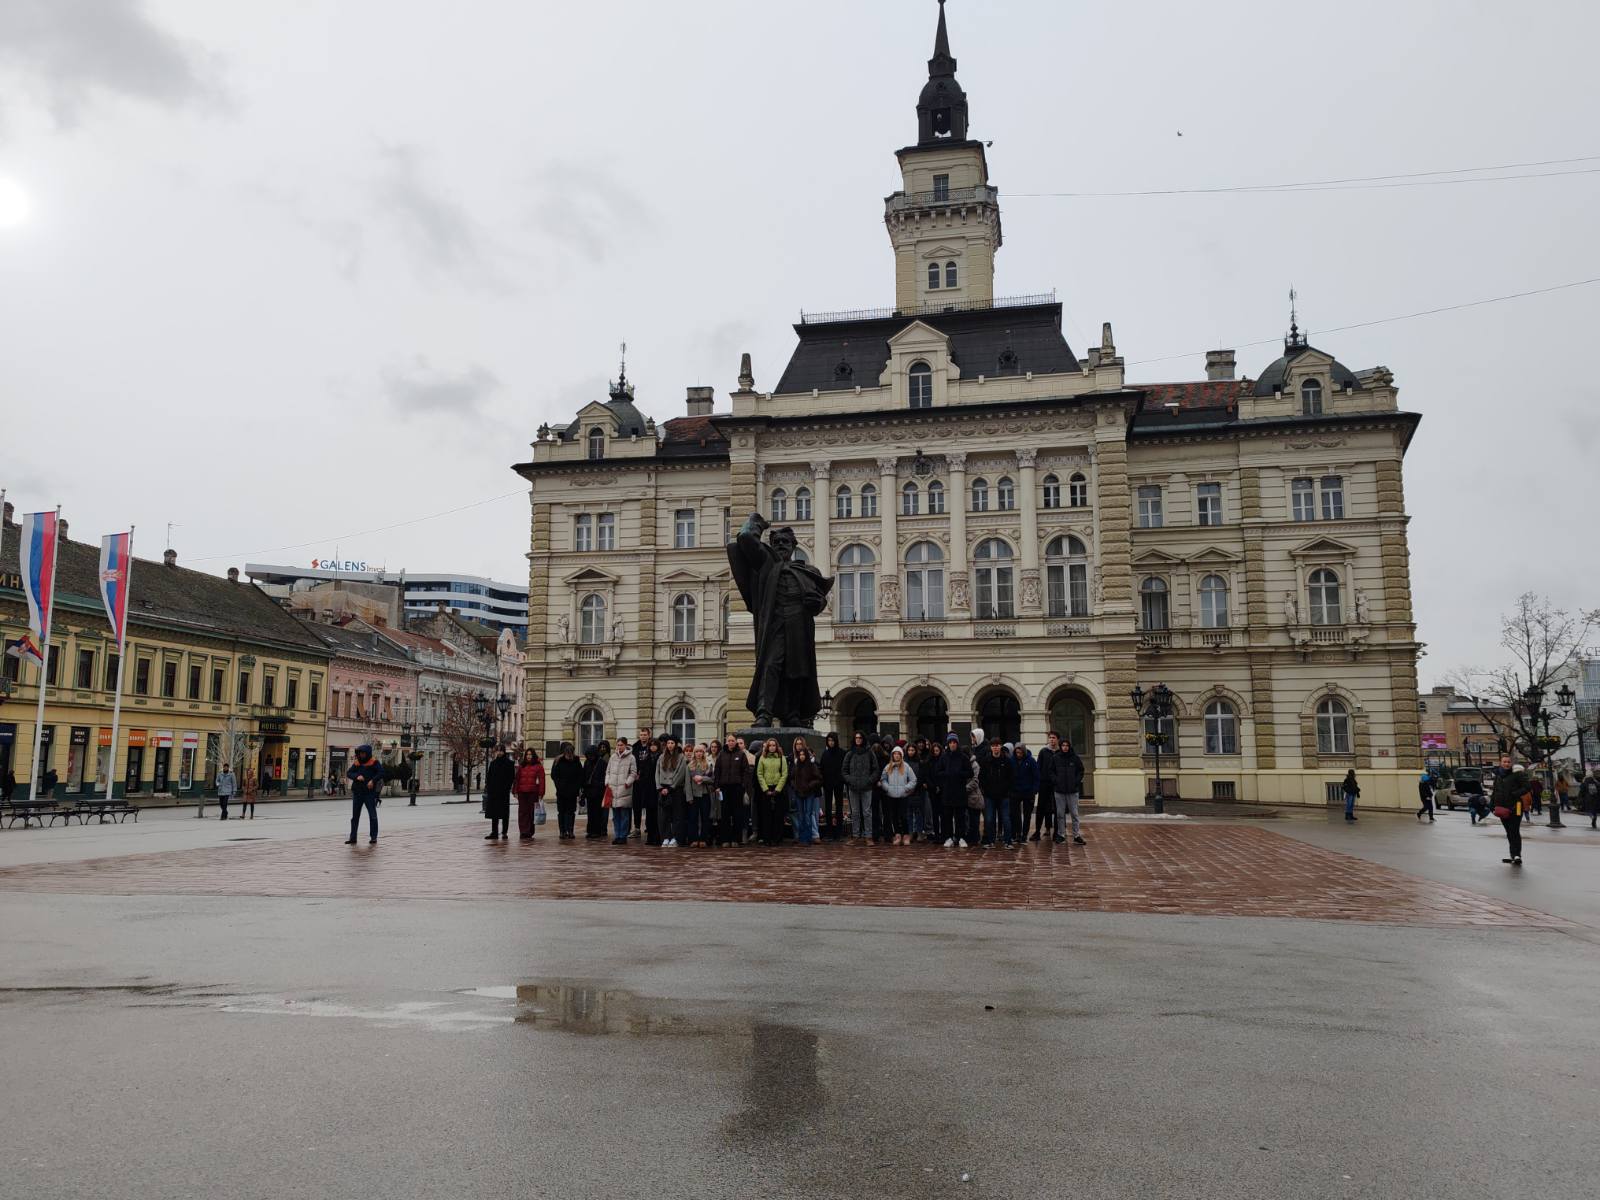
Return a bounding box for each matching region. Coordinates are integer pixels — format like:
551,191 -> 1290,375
1288,286 -> 1303,346
618,341 -> 627,384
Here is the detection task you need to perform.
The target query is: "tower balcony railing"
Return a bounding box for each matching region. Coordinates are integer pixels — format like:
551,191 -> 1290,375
885,184 -> 999,213
799,291 -> 1056,326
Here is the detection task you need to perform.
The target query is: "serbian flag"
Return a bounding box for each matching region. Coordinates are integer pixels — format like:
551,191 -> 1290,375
5,634 -> 43,666
19,510 -> 59,642
99,532 -> 133,649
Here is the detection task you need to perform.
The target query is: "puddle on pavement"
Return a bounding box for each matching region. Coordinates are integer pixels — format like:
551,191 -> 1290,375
458,981 -> 727,1037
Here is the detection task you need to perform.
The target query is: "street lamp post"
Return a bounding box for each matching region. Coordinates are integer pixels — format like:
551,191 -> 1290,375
1523,684 -> 1564,828
1131,682 -> 1175,815
467,691 -> 490,811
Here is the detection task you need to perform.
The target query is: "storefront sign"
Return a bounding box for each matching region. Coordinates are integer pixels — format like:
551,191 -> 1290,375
181,731 -> 199,749
70,727 -> 89,746
98,727 -> 113,747
127,729 -> 148,748
258,717 -> 288,736
154,730 -> 174,749
310,558 -> 370,572
0,571 -> 21,591
1420,734 -> 1447,750
0,724 -> 15,746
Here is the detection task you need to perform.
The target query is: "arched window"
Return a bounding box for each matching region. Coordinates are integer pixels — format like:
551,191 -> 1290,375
904,541 -> 945,620
835,485 -> 853,519
996,476 -> 1016,510
794,487 -> 812,521
945,261 -> 958,289
587,428 -> 604,460
970,477 -> 989,512
770,488 -> 788,522
901,481 -> 920,516
927,262 -> 941,290
1068,472 -> 1089,508
974,538 -> 1014,619
1301,378 -> 1323,416
791,546 -> 809,564
836,544 -> 876,623
927,479 -> 946,514
860,483 -> 878,518
1316,697 -> 1352,755
668,704 -> 696,746
1042,474 -> 1061,509
671,593 -> 697,642
1143,712 -> 1177,756
1139,577 -> 1169,631
908,361 -> 933,409
1045,535 -> 1089,618
1204,700 -> 1238,755
1198,574 -> 1230,628
1308,568 -> 1342,625
579,594 -> 607,644
575,705 -> 605,753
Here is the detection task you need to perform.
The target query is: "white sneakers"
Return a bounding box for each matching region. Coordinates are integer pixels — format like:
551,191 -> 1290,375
958,838 -> 969,848
662,838 -> 678,848
943,838 -> 955,848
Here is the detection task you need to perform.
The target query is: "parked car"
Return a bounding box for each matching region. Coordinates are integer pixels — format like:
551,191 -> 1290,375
1445,767 -> 1486,812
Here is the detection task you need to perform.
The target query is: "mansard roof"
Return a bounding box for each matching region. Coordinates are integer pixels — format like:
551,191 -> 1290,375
658,414 -> 729,459
1252,340 -> 1361,396
773,300 -> 1078,396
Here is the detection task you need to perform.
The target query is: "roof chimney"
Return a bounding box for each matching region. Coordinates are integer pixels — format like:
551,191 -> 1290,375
1205,349 -> 1236,382
227,567 -> 240,583
2,500 -> 13,526
163,549 -> 177,568
685,385 -> 714,416
57,518 -> 69,542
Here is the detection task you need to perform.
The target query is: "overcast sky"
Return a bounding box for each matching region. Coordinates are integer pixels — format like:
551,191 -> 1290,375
0,0 -> 1595,682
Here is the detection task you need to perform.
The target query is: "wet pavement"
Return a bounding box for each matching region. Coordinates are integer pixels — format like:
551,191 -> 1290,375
2,803 -> 1596,1198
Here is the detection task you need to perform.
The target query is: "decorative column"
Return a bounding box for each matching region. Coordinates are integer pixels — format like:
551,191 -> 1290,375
1016,447 -> 1041,613
877,455 -> 900,618
812,462 -> 832,571
946,451 -> 969,613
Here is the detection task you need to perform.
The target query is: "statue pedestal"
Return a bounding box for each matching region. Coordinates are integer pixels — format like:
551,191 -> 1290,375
734,725 -> 828,756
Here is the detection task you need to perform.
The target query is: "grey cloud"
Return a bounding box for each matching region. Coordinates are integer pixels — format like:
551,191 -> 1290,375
374,144 -> 512,292
526,160 -> 654,266
0,0 -> 227,125
381,357 -> 501,420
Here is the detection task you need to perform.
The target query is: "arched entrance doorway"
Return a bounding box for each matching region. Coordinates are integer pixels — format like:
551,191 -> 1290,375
833,690 -> 879,739
974,688 -> 1021,744
906,689 -> 949,743
1047,687 -> 1096,798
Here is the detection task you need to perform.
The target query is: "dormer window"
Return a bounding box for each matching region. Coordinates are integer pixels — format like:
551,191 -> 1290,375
997,346 -> 1019,374
587,427 -> 605,460
927,262 -> 941,291
834,358 -> 854,382
1301,379 -> 1323,416
908,361 -> 933,409
945,261 -> 958,289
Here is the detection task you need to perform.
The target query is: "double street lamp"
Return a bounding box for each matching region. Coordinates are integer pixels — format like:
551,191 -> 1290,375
1130,682 -> 1175,814
464,691 -> 514,813
1521,684 -> 1566,828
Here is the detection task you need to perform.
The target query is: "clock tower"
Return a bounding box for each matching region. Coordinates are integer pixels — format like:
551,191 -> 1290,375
885,0 -> 1002,311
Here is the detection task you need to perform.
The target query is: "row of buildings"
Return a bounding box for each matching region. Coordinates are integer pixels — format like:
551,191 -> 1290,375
511,3 -> 1428,808
0,507 -> 525,801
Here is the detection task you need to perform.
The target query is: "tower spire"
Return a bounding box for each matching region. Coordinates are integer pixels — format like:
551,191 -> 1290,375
933,0 -> 952,67
917,0 -> 967,143
1286,288 -> 1304,348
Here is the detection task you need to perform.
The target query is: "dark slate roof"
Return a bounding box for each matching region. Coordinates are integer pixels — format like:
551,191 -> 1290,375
297,618 -> 414,664
1252,341 -> 1361,396
562,395 -> 648,441
773,302 -> 1078,396
659,415 -> 729,459
0,521 -> 328,654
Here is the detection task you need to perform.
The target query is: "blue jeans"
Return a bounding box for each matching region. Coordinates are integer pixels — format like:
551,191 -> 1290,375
1344,790 -> 1357,818
350,795 -> 378,840
983,794 -> 1011,844
612,808 -> 632,840
796,793 -> 821,844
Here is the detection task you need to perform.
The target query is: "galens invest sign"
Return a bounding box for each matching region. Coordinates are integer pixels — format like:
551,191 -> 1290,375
310,558 -> 370,572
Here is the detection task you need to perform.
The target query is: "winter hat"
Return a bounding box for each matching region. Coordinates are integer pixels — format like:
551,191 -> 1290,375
946,733 -> 960,746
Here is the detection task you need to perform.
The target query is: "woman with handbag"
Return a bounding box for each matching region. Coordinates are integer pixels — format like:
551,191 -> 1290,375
515,748 -> 545,842
604,739 -> 637,845
583,741 -> 611,839
1489,754 -> 1530,866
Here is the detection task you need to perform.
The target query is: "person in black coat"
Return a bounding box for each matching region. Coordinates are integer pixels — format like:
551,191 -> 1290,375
1038,733 -> 1086,845
582,741 -> 611,839
819,732 -> 846,841
550,742 -> 585,840
977,734 -> 1015,846
483,746 -> 515,841
935,734 -> 973,847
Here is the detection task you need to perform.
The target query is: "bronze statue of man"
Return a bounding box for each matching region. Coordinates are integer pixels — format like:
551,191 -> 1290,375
727,513 -> 833,728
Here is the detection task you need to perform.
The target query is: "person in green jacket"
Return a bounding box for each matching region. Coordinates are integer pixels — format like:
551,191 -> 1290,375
754,737 -> 789,846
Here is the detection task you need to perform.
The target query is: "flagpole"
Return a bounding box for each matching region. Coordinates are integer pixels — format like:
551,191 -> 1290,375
105,527 -> 133,800
26,507 -> 61,801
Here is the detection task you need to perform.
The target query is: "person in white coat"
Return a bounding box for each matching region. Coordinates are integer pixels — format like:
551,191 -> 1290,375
604,739 -> 639,845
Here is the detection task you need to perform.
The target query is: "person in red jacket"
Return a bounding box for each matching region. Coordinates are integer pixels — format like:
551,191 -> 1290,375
515,748 -> 546,842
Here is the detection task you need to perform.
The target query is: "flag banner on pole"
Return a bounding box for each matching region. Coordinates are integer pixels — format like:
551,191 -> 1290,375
19,510 -> 59,641
5,634 -> 44,666
99,532 -> 133,649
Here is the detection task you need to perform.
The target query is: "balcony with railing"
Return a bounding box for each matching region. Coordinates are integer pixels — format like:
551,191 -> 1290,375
1138,629 -> 1172,650
885,184 -> 999,214
1308,626 -> 1347,645
834,625 -> 875,642
900,622 -> 947,640
1045,619 -> 1092,638
800,291 -> 1057,326
1198,629 -> 1234,650
974,622 -> 1018,639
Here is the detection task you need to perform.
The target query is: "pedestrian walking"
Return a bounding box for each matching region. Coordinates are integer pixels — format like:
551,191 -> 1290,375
1341,769 -> 1360,822
551,742 -> 583,840
214,764 -> 236,820
483,745 -> 514,841
1542,772 -> 1564,828
1039,732 -> 1086,845
880,746 -> 917,846
979,734 -> 1014,846
1416,770 -> 1435,822
655,736 -> 688,849
755,738 -> 789,846
790,744 -> 823,846
1554,771 -> 1571,813
344,744 -> 384,845
842,731 -> 878,843
1490,754 -> 1531,866
1010,742 -> 1038,845
1579,768 -> 1600,829
819,732 -> 845,841
239,768 -> 257,819
514,748 -> 545,842
583,740 -> 611,839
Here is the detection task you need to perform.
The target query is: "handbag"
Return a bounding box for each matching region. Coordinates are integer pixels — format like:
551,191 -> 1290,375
965,777 -> 985,810
534,801 -> 547,826
602,785 -> 613,809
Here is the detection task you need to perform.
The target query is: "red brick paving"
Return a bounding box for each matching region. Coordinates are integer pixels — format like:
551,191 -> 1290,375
0,823 -> 1569,928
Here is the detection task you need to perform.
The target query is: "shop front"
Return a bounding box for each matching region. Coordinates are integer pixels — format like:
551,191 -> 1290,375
0,723 -> 15,791
65,726 -> 91,795
152,730 -> 173,793
125,728 -> 147,795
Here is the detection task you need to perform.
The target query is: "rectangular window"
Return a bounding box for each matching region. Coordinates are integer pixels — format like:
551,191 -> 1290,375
287,677 -> 299,710
927,484 -> 945,515
674,509 -> 696,549
104,653 -> 119,693
161,661 -> 177,698
76,648 -> 95,690
2,651 -> 18,685
45,644 -> 59,686
309,680 -> 321,712
237,671 -> 251,705
263,675 -> 276,707
187,663 -> 202,699
597,513 -> 615,550
1196,482 -> 1223,526
1137,485 -> 1163,529
211,667 -> 224,702
1291,477 -> 1316,521
573,514 -> 593,552
1319,475 -> 1345,520
932,173 -> 950,201
134,658 -> 151,696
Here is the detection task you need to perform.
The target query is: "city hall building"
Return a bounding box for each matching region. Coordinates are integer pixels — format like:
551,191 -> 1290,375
513,5 -> 1424,807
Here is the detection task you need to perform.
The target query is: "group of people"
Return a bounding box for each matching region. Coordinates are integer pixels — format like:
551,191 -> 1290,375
1409,754 -> 1600,867
494,725 -> 1093,851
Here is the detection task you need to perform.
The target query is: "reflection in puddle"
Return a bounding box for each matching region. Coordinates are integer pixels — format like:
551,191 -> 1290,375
466,982 -> 725,1038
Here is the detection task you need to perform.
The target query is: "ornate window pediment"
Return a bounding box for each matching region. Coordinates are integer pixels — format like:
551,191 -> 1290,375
1288,536 -> 1357,559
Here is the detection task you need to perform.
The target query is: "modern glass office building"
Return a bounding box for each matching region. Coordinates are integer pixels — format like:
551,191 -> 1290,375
245,563 -> 528,633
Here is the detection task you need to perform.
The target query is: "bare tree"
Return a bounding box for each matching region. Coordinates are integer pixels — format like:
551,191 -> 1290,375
438,690 -> 481,794
1443,593 -> 1598,764
201,717 -> 258,813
